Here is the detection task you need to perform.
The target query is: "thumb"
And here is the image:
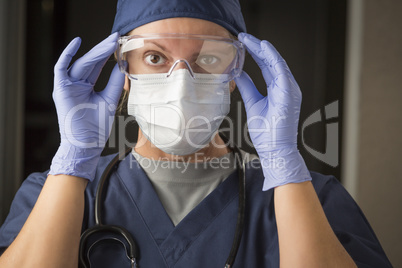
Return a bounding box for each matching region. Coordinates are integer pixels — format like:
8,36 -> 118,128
99,64 -> 125,106
234,71 -> 263,111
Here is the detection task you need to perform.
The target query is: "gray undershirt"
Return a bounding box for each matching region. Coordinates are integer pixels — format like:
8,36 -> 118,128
132,149 -> 257,226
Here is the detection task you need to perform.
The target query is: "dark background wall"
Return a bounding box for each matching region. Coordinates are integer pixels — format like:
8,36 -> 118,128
0,0 -> 347,226
23,0 -> 346,181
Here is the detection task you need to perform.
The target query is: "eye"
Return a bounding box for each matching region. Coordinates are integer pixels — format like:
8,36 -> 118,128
144,53 -> 166,65
198,55 -> 220,65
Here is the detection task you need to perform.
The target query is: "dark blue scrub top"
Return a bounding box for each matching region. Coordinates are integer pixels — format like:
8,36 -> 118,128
0,153 -> 392,267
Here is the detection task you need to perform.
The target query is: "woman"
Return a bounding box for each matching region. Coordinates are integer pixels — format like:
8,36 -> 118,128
0,0 -> 392,267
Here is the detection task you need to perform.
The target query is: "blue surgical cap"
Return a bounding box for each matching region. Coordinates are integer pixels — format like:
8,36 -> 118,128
111,0 -> 246,36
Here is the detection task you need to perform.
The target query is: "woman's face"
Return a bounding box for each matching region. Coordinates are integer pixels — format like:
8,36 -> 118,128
123,18 -> 237,91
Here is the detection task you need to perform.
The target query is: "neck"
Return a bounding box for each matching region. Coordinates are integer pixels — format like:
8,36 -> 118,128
134,129 -> 231,162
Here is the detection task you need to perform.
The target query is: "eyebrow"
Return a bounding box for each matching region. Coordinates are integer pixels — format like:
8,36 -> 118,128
146,41 -> 172,54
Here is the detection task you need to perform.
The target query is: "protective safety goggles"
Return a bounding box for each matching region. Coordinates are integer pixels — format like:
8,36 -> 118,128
117,34 -> 245,82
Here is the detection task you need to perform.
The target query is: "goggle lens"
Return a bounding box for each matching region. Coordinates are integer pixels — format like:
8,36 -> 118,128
117,34 -> 244,81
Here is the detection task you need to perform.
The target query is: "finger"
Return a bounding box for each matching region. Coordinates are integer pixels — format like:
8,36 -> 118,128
234,71 -> 264,111
260,40 -> 293,77
54,37 -> 82,80
68,33 -> 118,81
271,73 -> 302,105
68,32 -> 119,82
99,64 -> 125,106
238,33 -> 265,68
238,33 -> 275,85
86,33 -> 120,84
86,54 -> 112,85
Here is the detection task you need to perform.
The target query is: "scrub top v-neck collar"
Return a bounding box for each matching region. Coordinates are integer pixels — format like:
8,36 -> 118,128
131,149 -> 237,226
115,153 -> 239,266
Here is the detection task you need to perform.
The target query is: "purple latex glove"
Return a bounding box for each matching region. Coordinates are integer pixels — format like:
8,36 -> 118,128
49,33 -> 125,181
235,33 -> 311,191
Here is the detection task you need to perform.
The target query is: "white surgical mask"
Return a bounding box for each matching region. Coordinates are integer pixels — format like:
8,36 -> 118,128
127,69 -> 230,155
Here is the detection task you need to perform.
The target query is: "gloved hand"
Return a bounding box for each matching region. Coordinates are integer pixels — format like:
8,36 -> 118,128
234,33 -> 311,191
49,33 -> 125,181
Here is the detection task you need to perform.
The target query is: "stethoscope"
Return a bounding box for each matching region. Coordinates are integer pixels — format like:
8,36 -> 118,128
79,137 -> 246,268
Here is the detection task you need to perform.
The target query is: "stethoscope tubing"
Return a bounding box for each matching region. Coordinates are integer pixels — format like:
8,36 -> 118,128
224,143 -> 246,267
79,147 -> 137,268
